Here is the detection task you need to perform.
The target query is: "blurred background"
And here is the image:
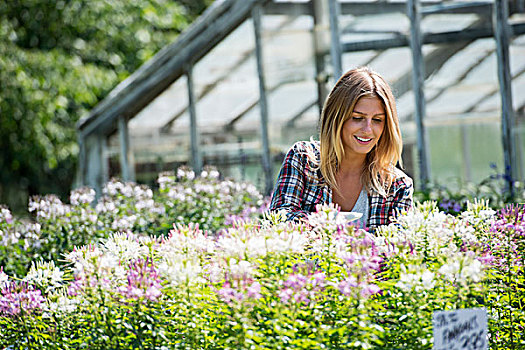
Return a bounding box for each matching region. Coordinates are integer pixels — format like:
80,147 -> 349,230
0,0 -> 213,213
1,0 -> 524,214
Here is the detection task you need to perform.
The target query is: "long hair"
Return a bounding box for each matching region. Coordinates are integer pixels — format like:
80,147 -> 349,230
319,66 -> 403,197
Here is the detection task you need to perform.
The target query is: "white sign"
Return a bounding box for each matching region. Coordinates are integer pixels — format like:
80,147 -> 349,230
433,308 -> 488,350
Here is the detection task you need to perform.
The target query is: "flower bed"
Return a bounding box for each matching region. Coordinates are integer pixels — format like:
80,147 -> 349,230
0,167 -> 265,278
1,199 -> 524,349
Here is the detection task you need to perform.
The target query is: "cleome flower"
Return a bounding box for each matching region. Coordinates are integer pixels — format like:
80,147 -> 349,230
217,280 -> 262,305
23,260 -> 64,293
157,257 -> 205,287
176,166 -> 196,181
216,257 -> 262,306
216,224 -> 308,259
70,187 -> 96,206
45,290 -> 80,315
160,223 -> 216,258
438,252 -> 485,286
338,275 -> 381,299
28,195 -> 70,220
0,206 -> 13,225
116,258 -> 162,303
395,264 -> 436,292
377,201 -> 457,258
307,203 -> 348,233
278,270 -> 327,305
102,231 -> 149,262
0,281 -> 46,317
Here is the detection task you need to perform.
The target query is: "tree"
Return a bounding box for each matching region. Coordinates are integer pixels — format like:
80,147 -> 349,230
0,0 -> 212,213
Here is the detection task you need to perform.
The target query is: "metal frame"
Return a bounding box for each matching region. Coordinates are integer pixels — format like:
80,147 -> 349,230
77,0 -> 523,196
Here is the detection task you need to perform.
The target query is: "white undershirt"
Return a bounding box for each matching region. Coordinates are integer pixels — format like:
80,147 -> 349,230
351,188 -> 369,228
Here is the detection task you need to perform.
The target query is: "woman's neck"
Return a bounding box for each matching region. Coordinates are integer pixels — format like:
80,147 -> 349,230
338,154 -> 366,177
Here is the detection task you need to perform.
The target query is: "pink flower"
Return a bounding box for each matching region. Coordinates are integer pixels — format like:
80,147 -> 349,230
217,280 -> 262,305
360,283 -> 381,298
278,271 -> 325,305
217,283 -> 244,304
338,277 -> 358,297
0,282 -> 45,317
117,258 -> 163,302
246,281 -> 262,299
278,288 -> 293,303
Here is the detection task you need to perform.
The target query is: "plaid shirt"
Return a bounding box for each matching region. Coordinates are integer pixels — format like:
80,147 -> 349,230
269,141 -> 413,230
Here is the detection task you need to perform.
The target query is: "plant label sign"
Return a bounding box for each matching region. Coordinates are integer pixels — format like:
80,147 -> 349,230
433,308 -> 488,350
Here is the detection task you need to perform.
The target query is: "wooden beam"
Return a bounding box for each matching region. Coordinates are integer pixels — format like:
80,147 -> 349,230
494,0 -> 518,189
77,0 -> 272,139
420,1 -> 491,16
285,100 -> 317,128
264,1 -> 492,17
160,15 -> 298,133
118,115 -> 135,181
313,0 -> 330,113
408,0 -> 431,187
328,0 -> 342,79
341,21 -> 525,52
186,65 -> 203,174
392,18 -> 488,100
253,4 -> 274,195
84,133 -> 108,198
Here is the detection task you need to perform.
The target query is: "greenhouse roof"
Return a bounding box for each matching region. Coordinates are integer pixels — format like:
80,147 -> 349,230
78,0 -> 525,166
124,2 -> 524,144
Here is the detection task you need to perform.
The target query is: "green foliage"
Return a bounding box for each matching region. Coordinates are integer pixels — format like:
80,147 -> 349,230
415,166 -> 525,216
0,0 -> 212,212
3,200 -> 519,349
0,167 -> 264,278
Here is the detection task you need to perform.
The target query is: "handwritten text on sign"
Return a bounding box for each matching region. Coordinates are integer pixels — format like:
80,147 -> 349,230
433,308 -> 488,350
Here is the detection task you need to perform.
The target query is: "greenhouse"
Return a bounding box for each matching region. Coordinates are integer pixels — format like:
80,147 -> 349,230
77,0 -> 525,196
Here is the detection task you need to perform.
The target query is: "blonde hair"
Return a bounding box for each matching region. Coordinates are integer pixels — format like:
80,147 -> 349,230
319,66 -> 403,197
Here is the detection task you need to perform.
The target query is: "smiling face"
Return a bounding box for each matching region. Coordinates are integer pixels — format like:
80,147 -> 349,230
341,96 -> 385,159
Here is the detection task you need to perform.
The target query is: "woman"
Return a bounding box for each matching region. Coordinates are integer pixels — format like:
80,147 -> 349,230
269,66 -> 413,230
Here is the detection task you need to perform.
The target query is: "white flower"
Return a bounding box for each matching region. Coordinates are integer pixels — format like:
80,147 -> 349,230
396,264 -> 435,292
228,259 -> 253,279
159,225 -> 216,259
70,188 -> 96,206
65,245 -> 104,276
158,258 -> 204,287
157,172 -> 175,190
24,260 -> 64,292
103,232 -> 148,261
308,203 -> 347,232
95,200 -> 116,213
378,203 -> 458,258
47,292 -> 79,314
421,270 -> 436,289
0,207 -> 13,224
217,226 -> 308,259
439,260 -> 460,279
439,254 -> 484,285
203,262 -> 224,284
462,258 -> 483,283
111,215 -> 137,230
177,168 -> 195,180
0,269 -> 9,288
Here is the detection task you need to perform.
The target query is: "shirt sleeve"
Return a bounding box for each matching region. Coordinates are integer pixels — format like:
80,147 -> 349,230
388,176 -> 414,222
268,143 -> 311,222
